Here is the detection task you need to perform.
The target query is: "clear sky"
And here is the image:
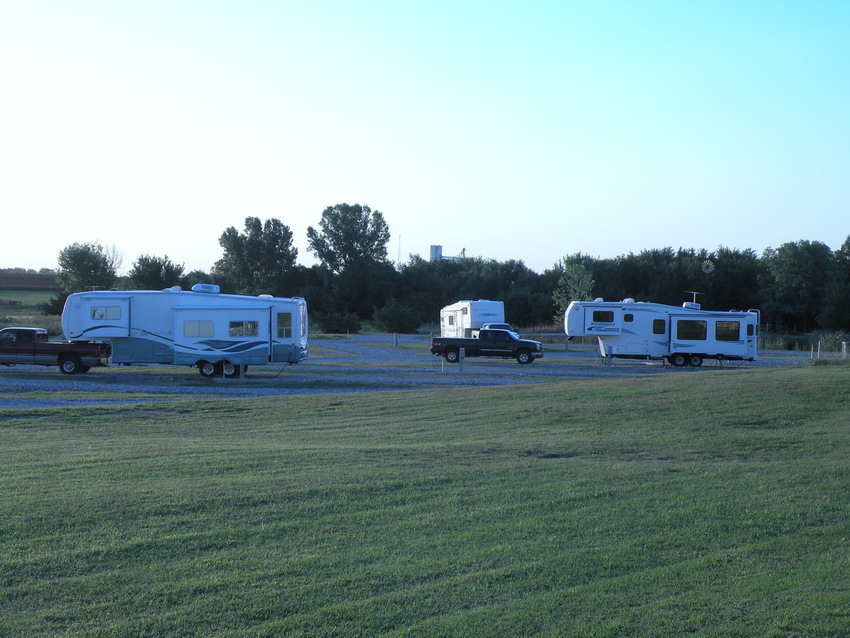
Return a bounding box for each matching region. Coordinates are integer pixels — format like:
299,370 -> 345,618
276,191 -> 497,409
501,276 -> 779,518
2,1 -> 848,275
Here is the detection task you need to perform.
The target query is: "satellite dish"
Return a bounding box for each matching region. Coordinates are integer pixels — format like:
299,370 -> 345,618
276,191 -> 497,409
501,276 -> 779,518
702,259 -> 715,274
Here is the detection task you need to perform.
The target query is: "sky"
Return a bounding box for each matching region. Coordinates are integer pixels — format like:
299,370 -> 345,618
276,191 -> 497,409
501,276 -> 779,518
2,1 -> 848,276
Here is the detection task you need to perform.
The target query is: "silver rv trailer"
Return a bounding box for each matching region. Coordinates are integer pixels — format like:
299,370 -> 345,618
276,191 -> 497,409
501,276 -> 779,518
62,284 -> 308,376
565,298 -> 758,366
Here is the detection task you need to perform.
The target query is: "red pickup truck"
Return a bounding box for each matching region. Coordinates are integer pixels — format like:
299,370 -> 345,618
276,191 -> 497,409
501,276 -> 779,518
0,327 -> 110,374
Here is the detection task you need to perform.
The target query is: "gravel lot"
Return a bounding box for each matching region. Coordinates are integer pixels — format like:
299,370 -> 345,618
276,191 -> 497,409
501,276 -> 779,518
0,334 -> 811,411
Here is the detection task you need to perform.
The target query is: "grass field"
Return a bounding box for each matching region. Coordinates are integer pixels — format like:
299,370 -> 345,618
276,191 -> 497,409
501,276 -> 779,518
1,365 -> 848,636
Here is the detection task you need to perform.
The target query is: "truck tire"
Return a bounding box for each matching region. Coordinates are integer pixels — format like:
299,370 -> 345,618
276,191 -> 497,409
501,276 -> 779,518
198,360 -> 218,378
443,348 -> 460,363
516,349 -> 533,364
59,354 -> 82,375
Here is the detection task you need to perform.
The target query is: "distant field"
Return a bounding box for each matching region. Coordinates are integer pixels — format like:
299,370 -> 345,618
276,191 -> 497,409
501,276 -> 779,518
0,289 -> 60,336
1,366 -> 848,636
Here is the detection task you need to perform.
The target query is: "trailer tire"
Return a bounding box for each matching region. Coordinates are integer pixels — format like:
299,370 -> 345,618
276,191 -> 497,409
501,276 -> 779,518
198,360 -> 218,378
516,349 -> 533,364
222,361 -> 238,378
59,355 -> 82,375
443,348 -> 460,363
688,355 -> 703,367
669,354 -> 687,367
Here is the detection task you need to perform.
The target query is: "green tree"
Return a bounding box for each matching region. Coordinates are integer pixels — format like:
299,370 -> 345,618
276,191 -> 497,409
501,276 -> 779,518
552,257 -> 596,324
128,255 -> 185,290
307,204 -> 390,275
818,236 -> 850,331
43,242 -> 121,315
761,240 -> 835,332
55,242 -> 121,293
213,217 -> 298,296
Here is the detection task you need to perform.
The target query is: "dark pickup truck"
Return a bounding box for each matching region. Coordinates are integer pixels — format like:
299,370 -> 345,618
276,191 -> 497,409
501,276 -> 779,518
430,329 -> 544,364
0,327 -> 110,374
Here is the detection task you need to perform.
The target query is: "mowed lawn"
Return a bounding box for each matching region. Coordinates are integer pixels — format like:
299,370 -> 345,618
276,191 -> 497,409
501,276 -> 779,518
1,366 -> 848,637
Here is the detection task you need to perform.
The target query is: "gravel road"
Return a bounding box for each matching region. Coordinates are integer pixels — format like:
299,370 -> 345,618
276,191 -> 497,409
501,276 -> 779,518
0,334 -> 811,411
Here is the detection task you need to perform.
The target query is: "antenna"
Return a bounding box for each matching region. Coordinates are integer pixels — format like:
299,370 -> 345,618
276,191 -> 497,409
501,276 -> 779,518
684,290 -> 704,303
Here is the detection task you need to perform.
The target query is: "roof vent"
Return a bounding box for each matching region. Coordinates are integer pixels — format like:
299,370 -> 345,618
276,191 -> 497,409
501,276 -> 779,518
191,284 -> 220,294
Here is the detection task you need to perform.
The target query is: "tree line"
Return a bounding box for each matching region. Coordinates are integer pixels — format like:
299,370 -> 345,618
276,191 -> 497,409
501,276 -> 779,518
35,203 -> 850,334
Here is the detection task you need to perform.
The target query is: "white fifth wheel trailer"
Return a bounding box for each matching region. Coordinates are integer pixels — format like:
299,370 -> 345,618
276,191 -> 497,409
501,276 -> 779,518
62,284 -> 308,377
440,299 -> 505,338
564,298 -> 759,366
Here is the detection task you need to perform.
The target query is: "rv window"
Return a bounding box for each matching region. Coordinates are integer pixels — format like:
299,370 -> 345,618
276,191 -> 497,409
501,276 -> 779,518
747,324 -> 755,337
462,307 -> 468,315
184,320 -> 214,338
716,321 -> 740,341
277,313 -> 292,338
677,320 -> 707,341
624,314 -> 634,322
448,316 -> 455,326
592,311 -> 615,323
229,321 -> 259,337
652,319 -> 666,334
90,306 -> 121,320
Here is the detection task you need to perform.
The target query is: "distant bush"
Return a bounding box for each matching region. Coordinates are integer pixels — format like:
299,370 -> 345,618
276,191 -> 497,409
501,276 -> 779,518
314,312 -> 361,334
372,299 -> 421,333
817,331 -> 848,354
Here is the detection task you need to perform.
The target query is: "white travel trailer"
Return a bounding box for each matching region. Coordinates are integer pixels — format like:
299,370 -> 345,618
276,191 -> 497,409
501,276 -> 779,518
564,298 -> 759,366
62,284 -> 308,377
440,299 -> 505,338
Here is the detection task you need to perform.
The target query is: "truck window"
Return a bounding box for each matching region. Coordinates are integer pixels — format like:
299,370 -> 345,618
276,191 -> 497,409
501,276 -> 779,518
91,306 -> 121,320
277,313 -> 292,338
677,320 -> 707,341
184,320 -> 214,338
652,319 -> 666,334
592,311 -> 614,322
716,321 -> 740,341
229,321 -> 258,337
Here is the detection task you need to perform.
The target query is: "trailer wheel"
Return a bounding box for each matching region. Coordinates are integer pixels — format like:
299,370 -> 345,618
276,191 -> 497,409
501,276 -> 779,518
59,355 -> 82,375
198,360 -> 217,378
221,361 -> 238,378
516,349 -> 533,364
443,348 -> 460,363
669,354 -> 687,367
688,355 -> 703,367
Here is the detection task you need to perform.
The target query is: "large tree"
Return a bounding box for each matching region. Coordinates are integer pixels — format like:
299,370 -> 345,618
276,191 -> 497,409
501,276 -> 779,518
761,240 -> 835,332
306,203 -> 391,275
43,242 -> 121,314
552,258 -> 595,324
128,255 -> 185,290
213,217 -> 298,296
56,242 -> 120,293
818,235 -> 850,331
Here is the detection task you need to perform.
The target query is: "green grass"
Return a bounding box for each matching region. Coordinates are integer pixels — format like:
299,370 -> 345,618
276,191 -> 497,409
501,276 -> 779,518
1,367 -> 849,636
